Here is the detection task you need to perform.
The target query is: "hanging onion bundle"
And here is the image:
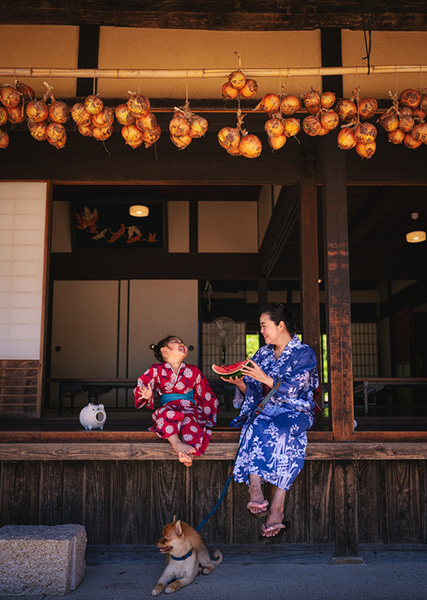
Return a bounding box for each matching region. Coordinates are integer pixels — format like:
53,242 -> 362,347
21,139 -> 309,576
387,128 -> 406,144
282,117 -> 301,137
127,93 -> 150,117
6,105 -> 26,124
280,95 -> 301,116
354,122 -> 377,144
0,129 -> 9,149
303,89 -> 321,113
120,92 -> 158,148
49,100 -> 69,124
320,110 -> 339,131
381,90 -> 426,150
337,127 -> 357,150
0,85 -> 22,108
399,89 -> 420,109
121,123 -> 144,148
26,99 -> 49,123
71,103 -> 92,126
218,127 -> 241,152
268,134 -> 287,150
355,140 -> 376,159
302,115 -> 321,136
0,107 -> 7,127
336,98 -> 357,122
255,94 -> 280,116
358,98 -> 378,120
27,119 -> 47,141
239,79 -> 258,99
239,133 -> 262,158
221,53 -> 258,101
115,103 -> 135,125
265,118 -> 284,137
84,94 -> 104,115
403,132 -> 423,149
320,91 -> 336,109
379,110 -> 399,132
169,102 -> 207,150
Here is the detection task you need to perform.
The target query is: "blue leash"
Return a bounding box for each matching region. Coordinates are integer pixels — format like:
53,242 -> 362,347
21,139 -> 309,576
195,380 -> 281,532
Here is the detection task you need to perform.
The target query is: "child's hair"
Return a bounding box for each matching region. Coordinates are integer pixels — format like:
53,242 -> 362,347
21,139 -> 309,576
149,335 -> 179,363
260,302 -> 296,336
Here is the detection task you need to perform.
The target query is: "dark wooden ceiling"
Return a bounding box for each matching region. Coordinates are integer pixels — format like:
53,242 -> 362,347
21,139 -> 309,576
1,0 -> 427,31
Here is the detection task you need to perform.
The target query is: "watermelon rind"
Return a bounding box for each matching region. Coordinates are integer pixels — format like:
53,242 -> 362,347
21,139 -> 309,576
211,360 -> 251,378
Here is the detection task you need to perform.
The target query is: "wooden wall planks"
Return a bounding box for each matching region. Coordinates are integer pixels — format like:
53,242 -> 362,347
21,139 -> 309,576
0,459 -> 425,547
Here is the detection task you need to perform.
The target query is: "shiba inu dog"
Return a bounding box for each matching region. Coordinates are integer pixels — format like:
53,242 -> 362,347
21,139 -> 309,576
151,516 -> 223,595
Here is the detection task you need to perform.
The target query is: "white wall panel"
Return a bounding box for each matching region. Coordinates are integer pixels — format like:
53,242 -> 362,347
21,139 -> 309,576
128,280 -> 198,378
0,182 -> 47,360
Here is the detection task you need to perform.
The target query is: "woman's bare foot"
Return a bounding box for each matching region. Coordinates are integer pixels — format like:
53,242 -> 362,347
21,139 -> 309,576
262,488 -> 286,535
247,480 -> 268,515
168,436 -> 196,467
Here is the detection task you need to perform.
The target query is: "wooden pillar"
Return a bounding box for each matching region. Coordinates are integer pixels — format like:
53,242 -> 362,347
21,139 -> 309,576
300,158 -> 321,369
320,133 -> 354,441
333,461 -> 360,558
258,278 -> 268,346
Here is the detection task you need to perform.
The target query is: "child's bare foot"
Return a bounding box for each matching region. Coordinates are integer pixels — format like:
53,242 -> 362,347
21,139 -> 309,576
169,438 -> 196,467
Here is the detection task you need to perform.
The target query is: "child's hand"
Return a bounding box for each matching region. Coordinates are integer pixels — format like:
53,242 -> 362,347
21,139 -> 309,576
138,385 -> 153,401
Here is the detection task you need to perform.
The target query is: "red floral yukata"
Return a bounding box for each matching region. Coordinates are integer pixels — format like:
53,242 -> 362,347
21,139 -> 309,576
134,362 -> 219,456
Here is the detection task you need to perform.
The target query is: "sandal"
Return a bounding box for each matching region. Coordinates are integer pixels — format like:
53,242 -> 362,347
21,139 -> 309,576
258,520 -> 291,544
246,500 -> 270,519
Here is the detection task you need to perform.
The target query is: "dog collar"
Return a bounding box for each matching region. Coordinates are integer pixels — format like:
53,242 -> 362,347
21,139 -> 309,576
170,549 -> 193,561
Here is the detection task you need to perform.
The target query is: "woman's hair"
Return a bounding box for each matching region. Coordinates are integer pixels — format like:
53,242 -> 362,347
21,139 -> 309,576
260,303 -> 296,336
149,335 -> 178,363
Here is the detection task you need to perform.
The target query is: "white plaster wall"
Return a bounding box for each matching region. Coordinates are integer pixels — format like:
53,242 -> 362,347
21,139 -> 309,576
128,279 -> 198,377
0,25 -> 79,98
198,201 -> 258,252
98,28 -> 321,99
168,201 -> 189,252
342,31 -> 427,98
0,182 -> 47,359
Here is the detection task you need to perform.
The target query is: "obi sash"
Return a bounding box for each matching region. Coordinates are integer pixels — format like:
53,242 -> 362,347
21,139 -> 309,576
160,390 -> 195,406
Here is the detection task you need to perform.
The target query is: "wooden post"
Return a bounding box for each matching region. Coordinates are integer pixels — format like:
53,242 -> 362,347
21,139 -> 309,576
320,134 -> 354,441
299,155 -> 321,369
258,278 -> 268,347
332,461 -> 360,559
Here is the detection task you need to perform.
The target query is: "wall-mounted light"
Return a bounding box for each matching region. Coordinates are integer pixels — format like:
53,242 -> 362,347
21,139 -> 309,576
129,205 -> 149,217
406,212 -> 426,244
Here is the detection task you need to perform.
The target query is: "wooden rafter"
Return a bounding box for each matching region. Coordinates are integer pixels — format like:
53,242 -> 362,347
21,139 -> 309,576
1,1 -> 427,31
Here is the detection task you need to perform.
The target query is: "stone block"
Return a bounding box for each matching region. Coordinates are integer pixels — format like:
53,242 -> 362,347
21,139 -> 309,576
0,524 -> 87,596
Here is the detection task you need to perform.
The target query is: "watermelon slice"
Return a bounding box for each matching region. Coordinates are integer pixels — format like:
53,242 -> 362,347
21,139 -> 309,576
211,359 -> 252,378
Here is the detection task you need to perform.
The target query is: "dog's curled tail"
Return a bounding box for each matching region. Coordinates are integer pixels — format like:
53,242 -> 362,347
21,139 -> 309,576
211,549 -> 223,565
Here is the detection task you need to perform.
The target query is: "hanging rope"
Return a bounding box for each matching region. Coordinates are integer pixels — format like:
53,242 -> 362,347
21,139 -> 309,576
362,9 -> 373,75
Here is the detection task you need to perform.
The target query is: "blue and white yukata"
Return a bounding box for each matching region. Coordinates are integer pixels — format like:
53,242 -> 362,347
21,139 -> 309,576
231,335 -> 319,491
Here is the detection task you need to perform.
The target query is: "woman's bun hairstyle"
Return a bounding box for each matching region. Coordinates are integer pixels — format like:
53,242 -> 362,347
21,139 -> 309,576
261,302 -> 296,336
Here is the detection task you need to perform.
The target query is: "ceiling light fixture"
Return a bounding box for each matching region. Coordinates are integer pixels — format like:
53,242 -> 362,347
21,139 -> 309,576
129,205 -> 149,217
406,212 -> 426,244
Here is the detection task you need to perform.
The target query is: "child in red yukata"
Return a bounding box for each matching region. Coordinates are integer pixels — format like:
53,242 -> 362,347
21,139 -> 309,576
134,336 -> 219,467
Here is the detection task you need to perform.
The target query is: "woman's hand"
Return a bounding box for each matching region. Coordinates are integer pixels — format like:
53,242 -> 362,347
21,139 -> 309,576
241,362 -> 274,389
220,375 -> 246,394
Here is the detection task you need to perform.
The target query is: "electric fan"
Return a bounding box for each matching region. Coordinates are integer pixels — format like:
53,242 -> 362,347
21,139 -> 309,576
208,316 -> 239,365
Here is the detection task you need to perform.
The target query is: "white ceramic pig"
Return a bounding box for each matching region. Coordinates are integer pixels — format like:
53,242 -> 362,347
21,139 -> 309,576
79,403 -> 107,430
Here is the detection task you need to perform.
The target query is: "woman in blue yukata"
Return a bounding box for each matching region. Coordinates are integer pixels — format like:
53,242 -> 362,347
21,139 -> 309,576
226,303 -> 319,543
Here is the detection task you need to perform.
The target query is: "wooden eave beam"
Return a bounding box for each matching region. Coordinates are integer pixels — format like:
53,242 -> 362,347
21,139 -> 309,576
1,1 -> 427,30
379,278 -> 427,318
258,185 -> 299,278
